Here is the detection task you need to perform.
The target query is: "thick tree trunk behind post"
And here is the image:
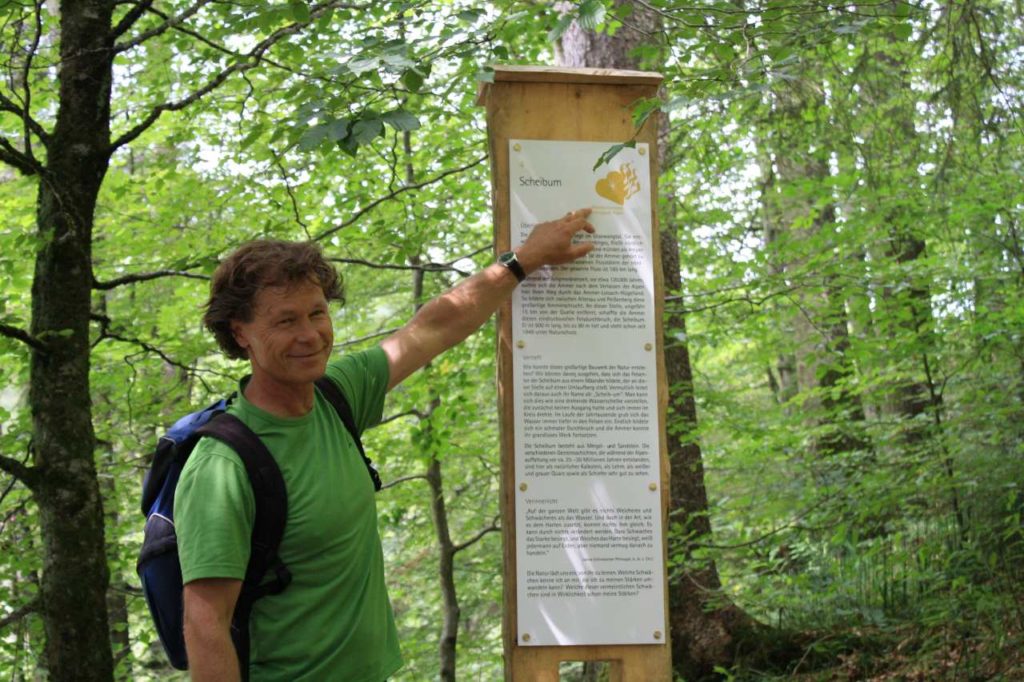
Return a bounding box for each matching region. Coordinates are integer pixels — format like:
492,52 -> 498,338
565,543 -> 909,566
28,1 -> 115,679
556,2 -> 757,678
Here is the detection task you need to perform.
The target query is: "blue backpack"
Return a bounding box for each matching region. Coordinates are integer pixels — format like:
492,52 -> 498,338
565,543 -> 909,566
136,377 -> 382,674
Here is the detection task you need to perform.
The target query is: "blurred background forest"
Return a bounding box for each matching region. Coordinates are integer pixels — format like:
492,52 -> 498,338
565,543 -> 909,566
0,1 -> 1022,680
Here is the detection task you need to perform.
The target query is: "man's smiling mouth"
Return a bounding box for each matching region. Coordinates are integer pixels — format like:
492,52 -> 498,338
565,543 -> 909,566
290,350 -> 325,359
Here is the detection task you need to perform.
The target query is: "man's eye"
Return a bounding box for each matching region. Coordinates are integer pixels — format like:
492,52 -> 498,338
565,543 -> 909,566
278,318 -> 295,326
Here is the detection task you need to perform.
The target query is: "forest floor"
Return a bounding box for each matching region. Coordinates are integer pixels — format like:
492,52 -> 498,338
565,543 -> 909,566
779,622 -> 1024,681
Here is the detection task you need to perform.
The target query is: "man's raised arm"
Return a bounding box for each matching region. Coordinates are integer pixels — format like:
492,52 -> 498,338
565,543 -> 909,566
381,209 -> 594,391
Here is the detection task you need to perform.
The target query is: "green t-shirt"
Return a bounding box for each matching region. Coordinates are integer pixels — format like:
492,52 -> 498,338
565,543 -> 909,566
175,347 -> 402,682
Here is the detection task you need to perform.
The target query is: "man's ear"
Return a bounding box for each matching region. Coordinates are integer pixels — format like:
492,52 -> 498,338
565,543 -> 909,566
231,320 -> 249,353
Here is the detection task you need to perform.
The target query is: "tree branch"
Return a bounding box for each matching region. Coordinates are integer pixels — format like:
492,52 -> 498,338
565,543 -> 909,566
19,0 -> 44,158
0,597 -> 39,632
0,323 -> 47,352
0,92 -> 49,145
453,516 -> 500,554
268,147 -> 311,239
313,156 -> 488,242
92,267 -> 209,290
379,473 -> 429,491
0,135 -> 40,176
89,313 -> 194,373
334,327 -> 399,349
112,0 -> 209,52
123,4 -> 332,86
0,2 -> 50,148
110,0 -> 156,40
380,409 -> 430,425
0,468 -> 20,509
0,454 -> 39,490
0,496 -> 31,538
329,242 -> 490,278
110,1 -> 370,152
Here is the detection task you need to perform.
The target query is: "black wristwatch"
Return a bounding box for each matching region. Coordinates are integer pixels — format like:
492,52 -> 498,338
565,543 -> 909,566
497,251 -> 527,283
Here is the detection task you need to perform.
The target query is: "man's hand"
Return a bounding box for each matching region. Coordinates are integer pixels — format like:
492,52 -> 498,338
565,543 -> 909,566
381,208 -> 595,390
516,208 -> 595,275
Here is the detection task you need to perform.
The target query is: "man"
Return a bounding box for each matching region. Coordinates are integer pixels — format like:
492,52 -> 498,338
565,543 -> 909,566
174,209 -> 594,681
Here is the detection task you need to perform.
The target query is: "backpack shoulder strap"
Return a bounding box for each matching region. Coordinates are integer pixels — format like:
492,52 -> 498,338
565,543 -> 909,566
314,376 -> 383,491
194,412 -> 290,680
196,413 -> 288,580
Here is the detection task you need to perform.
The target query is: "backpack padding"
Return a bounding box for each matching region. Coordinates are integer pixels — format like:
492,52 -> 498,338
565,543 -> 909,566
314,377 -> 383,492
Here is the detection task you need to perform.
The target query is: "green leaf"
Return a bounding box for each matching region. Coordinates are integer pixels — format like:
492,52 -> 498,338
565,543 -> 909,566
577,0 -> 606,30
382,110 -> 421,132
351,117 -> 384,145
834,22 -> 864,35
713,42 -> 734,63
402,68 -> 424,92
289,1 -> 310,23
337,134 -> 359,157
346,56 -> 379,75
297,123 -> 329,151
315,9 -> 334,31
892,22 -> 913,40
240,123 -> 266,150
382,52 -> 415,71
592,140 -> 635,171
663,95 -> 692,112
547,14 -> 574,42
631,97 -> 662,129
324,118 -> 350,141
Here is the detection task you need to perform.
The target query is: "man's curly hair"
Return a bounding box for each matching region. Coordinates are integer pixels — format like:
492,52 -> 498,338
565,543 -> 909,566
203,239 -> 344,360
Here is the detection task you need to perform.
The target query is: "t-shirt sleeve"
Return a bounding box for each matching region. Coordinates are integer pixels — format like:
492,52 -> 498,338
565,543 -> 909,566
174,439 -> 255,584
324,346 -> 390,434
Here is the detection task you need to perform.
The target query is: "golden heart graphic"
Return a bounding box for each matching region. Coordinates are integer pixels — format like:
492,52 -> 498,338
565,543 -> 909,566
595,163 -> 640,205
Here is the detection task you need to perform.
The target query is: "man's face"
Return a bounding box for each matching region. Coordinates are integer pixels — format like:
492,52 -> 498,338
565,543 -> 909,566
230,279 -> 334,389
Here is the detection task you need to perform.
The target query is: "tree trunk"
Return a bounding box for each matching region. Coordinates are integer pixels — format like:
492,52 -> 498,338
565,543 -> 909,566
859,46 -> 935,452
408,231 -> 462,680
660,229 -> 759,678
101,467 -> 132,677
759,69 -> 869,463
426,455 -> 461,682
556,4 -> 761,678
853,34 -> 962,529
28,1 -> 115,679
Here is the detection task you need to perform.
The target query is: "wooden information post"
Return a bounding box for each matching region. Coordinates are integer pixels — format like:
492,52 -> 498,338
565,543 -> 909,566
479,67 -> 671,681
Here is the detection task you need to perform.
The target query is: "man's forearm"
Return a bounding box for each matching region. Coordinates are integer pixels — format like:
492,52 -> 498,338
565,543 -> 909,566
183,579 -> 243,682
415,262 -> 518,349
186,624 -> 240,682
382,209 -> 594,390
383,263 -> 517,389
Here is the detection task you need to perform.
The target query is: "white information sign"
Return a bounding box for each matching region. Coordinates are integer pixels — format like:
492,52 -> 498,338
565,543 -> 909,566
510,139 -> 665,646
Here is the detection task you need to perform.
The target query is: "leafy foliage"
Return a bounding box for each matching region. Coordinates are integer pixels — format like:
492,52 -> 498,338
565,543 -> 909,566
1,0 -> 1023,679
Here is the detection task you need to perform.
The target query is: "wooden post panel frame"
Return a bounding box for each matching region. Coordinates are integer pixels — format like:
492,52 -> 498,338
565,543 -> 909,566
479,66 -> 671,681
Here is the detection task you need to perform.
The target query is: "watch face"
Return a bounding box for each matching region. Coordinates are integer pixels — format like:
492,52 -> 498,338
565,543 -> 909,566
498,251 -> 525,281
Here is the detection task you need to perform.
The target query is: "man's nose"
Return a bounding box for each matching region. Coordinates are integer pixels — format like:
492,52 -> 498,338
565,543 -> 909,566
294,317 -> 318,342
